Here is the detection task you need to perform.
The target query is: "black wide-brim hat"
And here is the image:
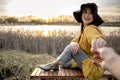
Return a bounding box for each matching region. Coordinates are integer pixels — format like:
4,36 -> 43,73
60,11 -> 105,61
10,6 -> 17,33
73,3 -> 104,26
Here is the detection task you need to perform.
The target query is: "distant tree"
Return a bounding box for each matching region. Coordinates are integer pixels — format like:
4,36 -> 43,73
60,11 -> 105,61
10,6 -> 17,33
4,17 -> 18,23
0,18 -> 3,23
31,19 -> 41,24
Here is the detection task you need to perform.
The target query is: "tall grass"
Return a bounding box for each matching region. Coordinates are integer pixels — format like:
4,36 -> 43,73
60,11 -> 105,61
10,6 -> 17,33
105,31 -> 120,54
0,26 -> 120,54
0,28 -> 74,55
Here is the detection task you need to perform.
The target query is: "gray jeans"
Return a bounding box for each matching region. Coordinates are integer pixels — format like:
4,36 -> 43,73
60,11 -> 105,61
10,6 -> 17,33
57,44 -> 89,69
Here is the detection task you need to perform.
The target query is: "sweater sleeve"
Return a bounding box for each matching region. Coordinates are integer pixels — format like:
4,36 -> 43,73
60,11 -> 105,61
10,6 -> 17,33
85,25 -> 105,44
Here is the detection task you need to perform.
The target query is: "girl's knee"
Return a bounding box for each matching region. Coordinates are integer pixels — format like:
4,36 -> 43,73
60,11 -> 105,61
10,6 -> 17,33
66,44 -> 72,49
63,44 -> 72,53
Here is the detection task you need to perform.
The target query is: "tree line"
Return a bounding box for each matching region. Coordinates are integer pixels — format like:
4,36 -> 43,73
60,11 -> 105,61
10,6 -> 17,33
0,17 -> 42,25
0,15 -> 120,26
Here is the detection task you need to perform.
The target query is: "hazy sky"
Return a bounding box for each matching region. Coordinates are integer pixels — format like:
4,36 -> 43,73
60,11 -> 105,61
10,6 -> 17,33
0,0 -> 120,18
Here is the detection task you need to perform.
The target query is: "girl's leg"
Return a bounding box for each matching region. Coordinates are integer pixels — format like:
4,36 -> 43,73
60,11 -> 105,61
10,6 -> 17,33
71,49 -> 89,69
39,44 -> 89,70
39,44 -> 72,70
57,45 -> 73,66
57,44 -> 89,69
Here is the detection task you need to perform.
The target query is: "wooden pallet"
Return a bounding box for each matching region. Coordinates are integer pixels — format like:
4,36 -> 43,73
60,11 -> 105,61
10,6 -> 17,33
30,68 -> 114,80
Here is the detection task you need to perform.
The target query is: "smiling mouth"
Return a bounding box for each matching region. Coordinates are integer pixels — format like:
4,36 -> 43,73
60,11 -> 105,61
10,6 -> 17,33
84,19 -> 90,21
85,19 -> 90,20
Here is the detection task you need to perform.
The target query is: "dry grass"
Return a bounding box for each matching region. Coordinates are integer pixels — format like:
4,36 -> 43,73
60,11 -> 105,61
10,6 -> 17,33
0,28 -> 73,55
0,26 -> 120,54
105,31 -> 120,54
0,50 -> 56,80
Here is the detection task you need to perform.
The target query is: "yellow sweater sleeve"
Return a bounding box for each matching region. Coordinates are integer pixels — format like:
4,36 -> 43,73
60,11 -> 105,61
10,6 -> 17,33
85,25 -> 105,44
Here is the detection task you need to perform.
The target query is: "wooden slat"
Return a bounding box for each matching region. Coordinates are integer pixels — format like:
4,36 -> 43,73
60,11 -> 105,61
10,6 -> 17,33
48,71 -> 53,76
46,71 -> 57,76
30,68 -> 39,77
69,69 -> 74,76
58,68 -> 62,76
72,69 -> 78,76
44,71 -> 49,76
60,68 -> 65,76
35,68 -> 41,76
40,70 -> 46,76
66,69 -> 73,76
40,70 -> 59,78
64,69 -> 69,76
52,70 -> 58,76
58,68 -> 84,78
76,69 -> 83,77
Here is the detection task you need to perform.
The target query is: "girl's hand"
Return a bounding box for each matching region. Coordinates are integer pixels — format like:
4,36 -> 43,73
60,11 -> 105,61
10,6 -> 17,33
70,42 -> 79,54
91,38 -> 107,53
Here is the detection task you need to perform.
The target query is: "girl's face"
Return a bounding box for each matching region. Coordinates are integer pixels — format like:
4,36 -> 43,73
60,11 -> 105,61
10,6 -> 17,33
82,7 -> 93,26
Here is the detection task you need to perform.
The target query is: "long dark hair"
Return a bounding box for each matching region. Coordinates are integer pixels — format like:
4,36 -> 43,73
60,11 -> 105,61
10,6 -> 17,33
78,22 -> 84,41
81,22 -> 84,34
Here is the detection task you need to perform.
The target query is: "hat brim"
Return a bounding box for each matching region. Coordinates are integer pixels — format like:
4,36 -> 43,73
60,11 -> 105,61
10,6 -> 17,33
73,10 -> 82,23
93,13 -> 104,26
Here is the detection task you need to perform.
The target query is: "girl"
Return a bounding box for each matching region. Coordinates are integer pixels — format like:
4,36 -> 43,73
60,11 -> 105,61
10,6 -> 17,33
39,3 -> 106,80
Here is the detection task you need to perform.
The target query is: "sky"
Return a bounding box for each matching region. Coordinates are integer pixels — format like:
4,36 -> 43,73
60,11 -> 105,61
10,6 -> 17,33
0,0 -> 120,18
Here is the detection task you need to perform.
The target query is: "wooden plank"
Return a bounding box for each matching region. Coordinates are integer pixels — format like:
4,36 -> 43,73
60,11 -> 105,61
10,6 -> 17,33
48,71 -> 53,76
40,69 -> 45,76
59,68 -> 65,76
36,68 -> 42,76
44,71 -> 49,76
63,69 -> 67,76
62,68 -> 66,76
58,68 -> 62,76
49,71 -> 58,78
52,70 -> 58,76
40,70 -> 59,78
67,69 -> 72,76
58,68 -> 84,78
69,69 -> 74,76
66,69 -> 72,76
72,69 -> 78,76
76,69 -> 84,77
30,68 -> 39,78
63,69 -> 84,78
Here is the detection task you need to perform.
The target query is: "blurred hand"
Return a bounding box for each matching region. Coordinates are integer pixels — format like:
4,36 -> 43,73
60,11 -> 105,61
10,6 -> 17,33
93,47 -> 120,80
91,38 -> 107,53
92,47 -> 118,70
70,42 -> 79,54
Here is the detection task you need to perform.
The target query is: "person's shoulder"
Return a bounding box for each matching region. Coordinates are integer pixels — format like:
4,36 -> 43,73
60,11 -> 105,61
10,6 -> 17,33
84,24 -> 98,31
86,24 -> 98,29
